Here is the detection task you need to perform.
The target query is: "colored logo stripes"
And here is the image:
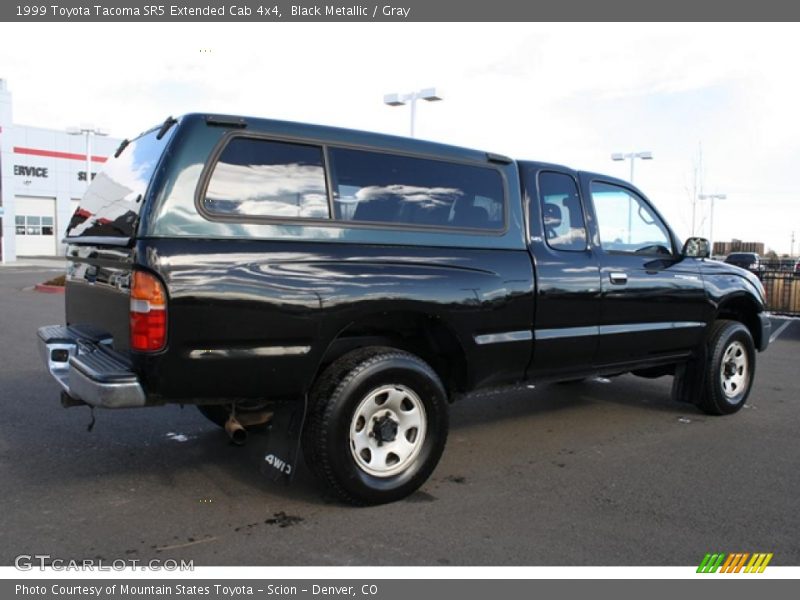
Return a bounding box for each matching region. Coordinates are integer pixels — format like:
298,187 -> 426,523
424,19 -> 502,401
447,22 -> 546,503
697,552 -> 773,573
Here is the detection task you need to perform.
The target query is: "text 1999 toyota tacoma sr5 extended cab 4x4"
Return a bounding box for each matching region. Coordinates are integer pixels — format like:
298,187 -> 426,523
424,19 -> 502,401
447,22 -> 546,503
38,114 -> 770,505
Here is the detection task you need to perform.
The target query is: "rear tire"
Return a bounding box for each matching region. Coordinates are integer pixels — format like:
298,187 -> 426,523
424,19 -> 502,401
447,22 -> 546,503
696,320 -> 756,415
303,347 -> 449,505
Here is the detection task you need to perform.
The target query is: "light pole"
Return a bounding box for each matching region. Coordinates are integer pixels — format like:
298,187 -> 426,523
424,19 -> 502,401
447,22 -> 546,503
699,193 -> 726,255
383,88 -> 442,137
67,125 -> 108,189
611,150 -> 653,183
611,151 -> 653,243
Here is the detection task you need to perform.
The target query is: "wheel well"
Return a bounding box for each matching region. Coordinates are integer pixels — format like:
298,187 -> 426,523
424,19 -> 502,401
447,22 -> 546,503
716,296 -> 762,348
319,312 -> 468,398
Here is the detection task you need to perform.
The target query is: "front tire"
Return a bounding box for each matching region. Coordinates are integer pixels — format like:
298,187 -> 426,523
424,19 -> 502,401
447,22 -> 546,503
697,320 -> 756,415
303,347 -> 449,505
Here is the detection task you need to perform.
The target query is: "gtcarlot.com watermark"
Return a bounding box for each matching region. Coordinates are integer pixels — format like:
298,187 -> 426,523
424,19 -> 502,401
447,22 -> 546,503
15,554 -> 194,571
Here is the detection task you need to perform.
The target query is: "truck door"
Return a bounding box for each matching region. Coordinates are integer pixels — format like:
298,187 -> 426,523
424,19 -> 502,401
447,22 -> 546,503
523,167 -> 601,379
580,176 -> 708,367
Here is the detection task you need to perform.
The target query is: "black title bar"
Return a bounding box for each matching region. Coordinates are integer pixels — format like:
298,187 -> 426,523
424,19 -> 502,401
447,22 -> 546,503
3,0 -> 800,21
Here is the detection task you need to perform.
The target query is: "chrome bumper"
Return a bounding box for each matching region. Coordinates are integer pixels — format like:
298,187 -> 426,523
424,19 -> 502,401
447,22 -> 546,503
37,325 -> 146,409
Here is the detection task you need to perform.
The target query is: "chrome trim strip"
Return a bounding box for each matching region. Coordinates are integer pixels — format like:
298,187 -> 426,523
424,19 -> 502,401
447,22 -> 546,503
535,321 -> 705,340
474,330 -> 533,345
535,326 -> 599,340
189,346 -> 312,359
598,321 -> 705,335
672,321 -> 706,329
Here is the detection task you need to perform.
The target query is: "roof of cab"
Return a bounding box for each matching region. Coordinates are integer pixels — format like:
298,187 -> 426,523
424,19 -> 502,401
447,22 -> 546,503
174,114 -> 636,189
519,160 -> 647,191
517,159 -> 579,174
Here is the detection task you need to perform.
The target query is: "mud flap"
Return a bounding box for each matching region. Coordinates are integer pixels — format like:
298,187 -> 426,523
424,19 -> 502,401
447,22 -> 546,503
258,395 -> 307,484
671,347 -> 707,406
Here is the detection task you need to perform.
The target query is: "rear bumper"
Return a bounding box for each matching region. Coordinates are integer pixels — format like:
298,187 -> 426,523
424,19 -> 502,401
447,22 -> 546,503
37,325 -> 146,409
757,313 -> 771,352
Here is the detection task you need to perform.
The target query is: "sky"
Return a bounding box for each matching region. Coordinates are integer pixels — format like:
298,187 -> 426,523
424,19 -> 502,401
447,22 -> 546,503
0,22 -> 798,254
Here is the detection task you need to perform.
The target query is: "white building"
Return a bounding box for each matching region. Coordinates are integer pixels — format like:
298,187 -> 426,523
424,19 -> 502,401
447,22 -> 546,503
0,79 -> 121,262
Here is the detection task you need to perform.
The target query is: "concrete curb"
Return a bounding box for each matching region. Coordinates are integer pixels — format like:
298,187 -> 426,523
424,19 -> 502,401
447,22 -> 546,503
34,284 -> 65,294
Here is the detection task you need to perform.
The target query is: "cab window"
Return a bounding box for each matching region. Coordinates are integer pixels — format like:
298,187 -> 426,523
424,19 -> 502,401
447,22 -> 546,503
590,182 -> 672,256
537,171 -> 587,251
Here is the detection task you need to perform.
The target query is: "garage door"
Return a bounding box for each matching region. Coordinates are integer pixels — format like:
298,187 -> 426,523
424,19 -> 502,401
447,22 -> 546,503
14,196 -> 57,256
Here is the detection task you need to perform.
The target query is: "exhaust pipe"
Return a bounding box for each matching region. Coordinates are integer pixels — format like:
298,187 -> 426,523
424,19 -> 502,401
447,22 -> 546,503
224,416 -> 248,446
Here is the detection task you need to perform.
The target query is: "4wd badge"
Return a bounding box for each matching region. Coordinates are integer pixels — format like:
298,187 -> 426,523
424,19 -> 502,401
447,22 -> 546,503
264,453 -> 292,476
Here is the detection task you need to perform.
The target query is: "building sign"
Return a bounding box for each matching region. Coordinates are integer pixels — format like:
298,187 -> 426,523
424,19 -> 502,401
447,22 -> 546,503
77,171 -> 97,182
13,165 -> 48,178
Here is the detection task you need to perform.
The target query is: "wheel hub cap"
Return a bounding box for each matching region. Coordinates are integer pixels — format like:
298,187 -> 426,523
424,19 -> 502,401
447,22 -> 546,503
724,360 -> 737,378
720,340 -> 749,403
349,385 -> 427,478
372,414 -> 399,444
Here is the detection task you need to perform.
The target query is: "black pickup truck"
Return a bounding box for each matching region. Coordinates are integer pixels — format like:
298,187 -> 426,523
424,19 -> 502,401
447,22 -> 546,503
38,114 -> 770,505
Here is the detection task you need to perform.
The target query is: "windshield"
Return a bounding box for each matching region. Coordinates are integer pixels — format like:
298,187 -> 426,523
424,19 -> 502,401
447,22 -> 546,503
66,126 -> 172,239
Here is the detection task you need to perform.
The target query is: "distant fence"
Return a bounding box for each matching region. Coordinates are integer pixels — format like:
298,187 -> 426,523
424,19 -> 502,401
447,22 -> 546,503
761,271 -> 800,315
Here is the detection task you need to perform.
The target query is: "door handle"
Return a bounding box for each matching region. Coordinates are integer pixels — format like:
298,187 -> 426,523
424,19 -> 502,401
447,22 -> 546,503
609,272 -> 628,285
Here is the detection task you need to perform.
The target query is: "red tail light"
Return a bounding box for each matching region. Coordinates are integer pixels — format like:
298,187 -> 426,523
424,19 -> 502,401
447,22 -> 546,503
130,271 -> 167,352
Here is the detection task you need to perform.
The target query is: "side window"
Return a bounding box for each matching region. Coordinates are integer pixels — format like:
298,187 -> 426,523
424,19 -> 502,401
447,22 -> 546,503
328,147 -> 505,230
537,171 -> 587,251
204,137 -> 329,219
26,216 -> 42,236
590,182 -> 673,256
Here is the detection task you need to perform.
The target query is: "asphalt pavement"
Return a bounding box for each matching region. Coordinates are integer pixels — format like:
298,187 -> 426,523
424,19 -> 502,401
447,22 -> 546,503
1,265 -> 798,566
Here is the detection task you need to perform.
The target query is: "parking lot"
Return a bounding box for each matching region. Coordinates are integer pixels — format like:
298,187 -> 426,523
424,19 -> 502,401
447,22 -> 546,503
1,264 -> 798,566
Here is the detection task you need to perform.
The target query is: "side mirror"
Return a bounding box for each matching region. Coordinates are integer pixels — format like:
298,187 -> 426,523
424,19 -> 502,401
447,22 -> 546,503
682,237 -> 711,258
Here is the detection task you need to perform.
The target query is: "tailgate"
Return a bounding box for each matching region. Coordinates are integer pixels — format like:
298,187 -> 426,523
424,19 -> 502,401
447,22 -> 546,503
62,120 -> 175,353
65,245 -> 134,353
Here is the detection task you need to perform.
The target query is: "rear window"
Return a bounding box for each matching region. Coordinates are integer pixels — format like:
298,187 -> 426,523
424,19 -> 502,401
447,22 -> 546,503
329,148 -> 505,231
66,127 -> 172,239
